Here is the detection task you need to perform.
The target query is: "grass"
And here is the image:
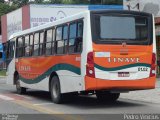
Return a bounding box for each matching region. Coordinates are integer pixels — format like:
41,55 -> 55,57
0,69 -> 6,76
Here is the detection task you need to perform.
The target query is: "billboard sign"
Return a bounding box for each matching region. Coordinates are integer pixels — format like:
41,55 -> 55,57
7,8 -> 22,39
30,5 -> 88,27
30,5 -> 123,28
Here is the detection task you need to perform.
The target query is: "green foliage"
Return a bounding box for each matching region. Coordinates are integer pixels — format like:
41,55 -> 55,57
43,0 -> 123,5
49,0 -> 63,4
0,0 -> 4,3
34,0 -> 44,4
60,0 -> 123,5
0,3 -> 17,16
103,0 -> 123,5
0,69 -> 6,76
12,0 -> 29,7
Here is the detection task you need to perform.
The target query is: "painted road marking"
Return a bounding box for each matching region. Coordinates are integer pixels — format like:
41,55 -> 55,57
34,102 -> 53,106
0,93 -> 32,101
0,94 -> 14,101
13,100 -> 83,120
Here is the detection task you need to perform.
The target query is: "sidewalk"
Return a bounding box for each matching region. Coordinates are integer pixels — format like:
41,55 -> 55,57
120,79 -> 160,104
0,76 -> 6,84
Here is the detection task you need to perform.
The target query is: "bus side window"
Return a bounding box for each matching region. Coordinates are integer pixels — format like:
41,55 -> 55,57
69,22 -> 77,53
76,21 -> 83,53
68,21 -> 83,54
25,35 -> 29,57
56,27 -> 63,54
29,34 -> 34,56
63,25 -> 68,54
39,32 -> 44,55
17,37 -> 24,57
9,41 -> 14,58
33,32 -> 39,56
6,42 -> 9,59
52,29 -> 55,54
46,29 -> 53,55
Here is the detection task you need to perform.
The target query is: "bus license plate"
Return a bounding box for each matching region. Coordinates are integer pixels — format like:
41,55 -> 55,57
118,72 -> 130,77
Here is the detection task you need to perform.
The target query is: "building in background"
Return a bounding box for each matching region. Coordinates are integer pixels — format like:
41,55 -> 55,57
124,0 -> 160,75
1,4 -> 122,43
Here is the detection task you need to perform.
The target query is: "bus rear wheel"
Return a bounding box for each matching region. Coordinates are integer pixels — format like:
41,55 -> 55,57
96,91 -> 120,102
50,76 -> 64,104
15,75 -> 26,94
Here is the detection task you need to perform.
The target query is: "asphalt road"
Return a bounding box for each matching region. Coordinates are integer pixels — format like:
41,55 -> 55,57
0,82 -> 160,120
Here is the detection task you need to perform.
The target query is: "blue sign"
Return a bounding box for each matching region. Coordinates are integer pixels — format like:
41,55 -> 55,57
0,44 -> 3,52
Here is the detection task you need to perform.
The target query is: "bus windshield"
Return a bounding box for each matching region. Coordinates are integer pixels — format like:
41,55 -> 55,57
91,12 -> 152,45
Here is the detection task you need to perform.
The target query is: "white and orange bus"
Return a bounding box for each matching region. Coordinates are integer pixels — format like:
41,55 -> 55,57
5,10 -> 156,103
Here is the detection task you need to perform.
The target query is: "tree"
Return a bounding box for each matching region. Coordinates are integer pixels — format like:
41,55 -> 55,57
12,0 -> 29,7
0,0 -> 5,3
48,0 -> 63,4
34,0 -> 44,4
58,0 -> 123,5
102,0 -> 123,5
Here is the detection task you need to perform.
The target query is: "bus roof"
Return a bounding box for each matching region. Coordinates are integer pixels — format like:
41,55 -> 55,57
9,10 -> 89,40
9,9 -> 150,40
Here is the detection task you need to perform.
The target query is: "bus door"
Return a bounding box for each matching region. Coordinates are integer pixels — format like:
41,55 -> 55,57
6,40 -> 15,84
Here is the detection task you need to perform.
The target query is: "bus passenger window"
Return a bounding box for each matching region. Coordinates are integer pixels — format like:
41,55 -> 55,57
29,34 -> 34,56
68,21 -> 83,54
56,27 -> 64,54
46,29 -> 53,55
63,25 -> 68,54
25,35 -> 29,57
76,22 -> 83,52
39,32 -> 44,55
33,33 -> 39,56
52,29 -> 55,54
78,22 -> 83,38
17,37 -> 24,57
69,23 -> 77,53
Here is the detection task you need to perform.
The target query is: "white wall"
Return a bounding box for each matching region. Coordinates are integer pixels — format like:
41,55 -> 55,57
123,0 -> 160,17
30,4 -> 88,27
7,8 -> 22,40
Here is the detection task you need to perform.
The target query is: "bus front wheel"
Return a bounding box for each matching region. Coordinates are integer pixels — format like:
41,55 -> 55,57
96,91 -> 120,102
15,75 -> 26,94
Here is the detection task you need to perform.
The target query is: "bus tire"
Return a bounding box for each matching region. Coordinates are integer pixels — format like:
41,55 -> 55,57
50,76 -> 64,104
15,75 -> 26,94
96,91 -> 120,102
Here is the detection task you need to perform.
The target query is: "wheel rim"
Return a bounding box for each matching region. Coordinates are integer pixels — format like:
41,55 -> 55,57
16,80 -> 21,91
53,82 -> 59,99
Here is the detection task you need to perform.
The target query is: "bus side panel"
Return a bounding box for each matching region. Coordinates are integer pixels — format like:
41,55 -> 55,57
16,55 -> 83,93
16,57 -> 50,91
20,77 -> 49,91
